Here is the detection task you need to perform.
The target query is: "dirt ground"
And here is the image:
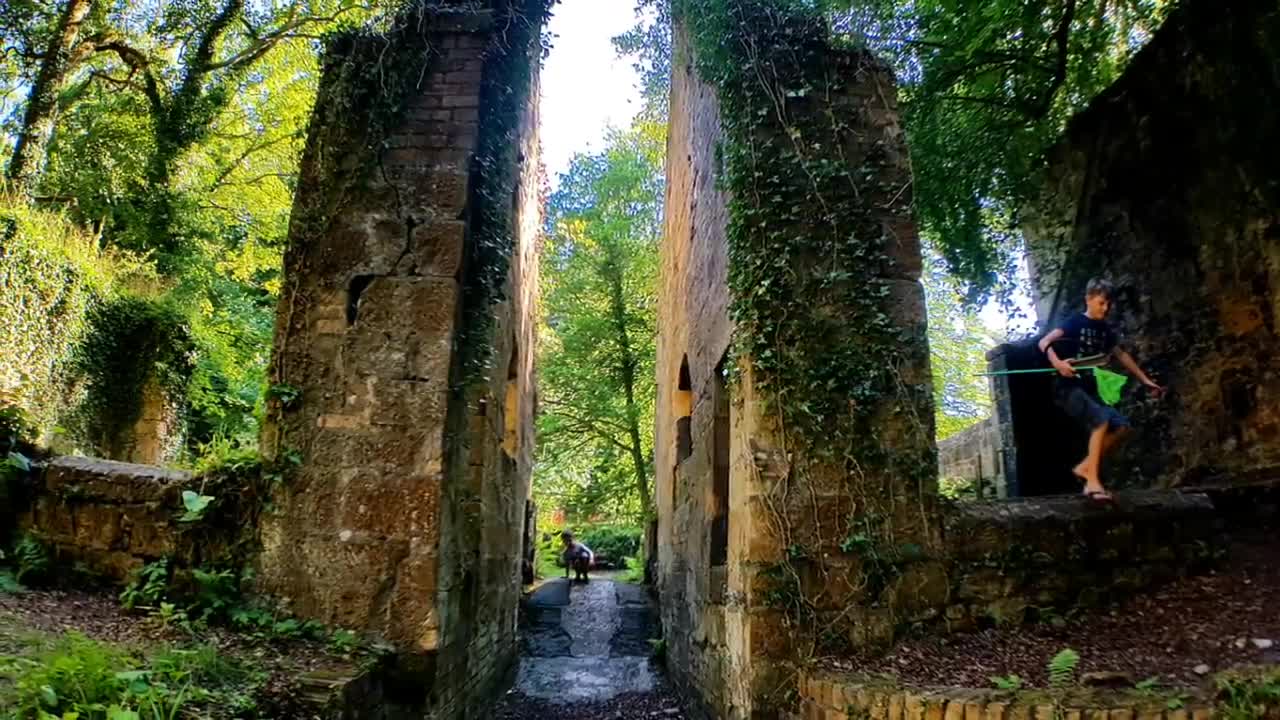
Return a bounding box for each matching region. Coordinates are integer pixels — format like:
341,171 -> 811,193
828,531 -> 1280,689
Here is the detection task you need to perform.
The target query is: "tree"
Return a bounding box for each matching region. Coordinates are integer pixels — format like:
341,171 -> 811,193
3,0 -> 98,191
616,0 -> 1170,303
831,0 -> 1171,301
922,241 -> 996,440
537,119 -> 666,522
1,0 -> 381,459
613,0 -> 672,121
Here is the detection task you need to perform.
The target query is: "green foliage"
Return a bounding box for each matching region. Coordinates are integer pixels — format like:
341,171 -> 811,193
613,0 -> 673,120
923,244 -> 996,440
70,295 -> 196,459
1216,668 -> 1280,720
536,120 -> 665,524
178,491 -> 215,523
2,631 -> 133,718
578,525 -> 644,564
13,533 -> 50,585
837,0 -> 1171,300
991,674 -> 1024,691
120,560 -> 170,611
0,192 -> 141,442
0,631 -> 254,719
1047,648 -> 1080,688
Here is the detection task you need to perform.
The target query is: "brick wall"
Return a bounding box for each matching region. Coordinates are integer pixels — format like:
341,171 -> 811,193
792,672 -> 1219,720
257,2 -> 543,718
655,22 -> 744,720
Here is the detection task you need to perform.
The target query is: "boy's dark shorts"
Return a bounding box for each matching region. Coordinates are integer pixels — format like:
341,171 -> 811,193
1054,381 -> 1130,431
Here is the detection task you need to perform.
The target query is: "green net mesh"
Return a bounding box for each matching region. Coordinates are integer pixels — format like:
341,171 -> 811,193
1093,368 -> 1128,406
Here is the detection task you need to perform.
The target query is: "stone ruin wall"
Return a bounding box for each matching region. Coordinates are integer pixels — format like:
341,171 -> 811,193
655,23 -> 937,719
655,25 -> 745,718
936,416 -> 1005,499
255,3 -> 541,716
1021,0 -> 1280,489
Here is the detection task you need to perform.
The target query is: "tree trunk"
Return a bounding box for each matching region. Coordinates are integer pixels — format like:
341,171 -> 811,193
5,0 -> 94,192
603,250 -> 653,517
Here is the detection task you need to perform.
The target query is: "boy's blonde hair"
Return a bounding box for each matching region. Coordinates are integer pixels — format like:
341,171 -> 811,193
1086,278 -> 1114,299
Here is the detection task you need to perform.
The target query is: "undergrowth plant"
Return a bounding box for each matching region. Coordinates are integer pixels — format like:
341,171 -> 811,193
1216,669 -> 1280,720
13,534 -> 50,585
1048,648 -> 1080,688
0,631 -> 254,719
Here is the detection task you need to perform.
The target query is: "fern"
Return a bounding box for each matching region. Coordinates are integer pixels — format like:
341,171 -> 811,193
1048,648 -> 1080,688
13,534 -> 49,584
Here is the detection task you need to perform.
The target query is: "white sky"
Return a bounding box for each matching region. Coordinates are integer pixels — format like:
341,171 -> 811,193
539,0 -> 642,185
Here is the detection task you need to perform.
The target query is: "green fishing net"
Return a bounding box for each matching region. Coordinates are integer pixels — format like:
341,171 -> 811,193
1092,368 -> 1128,406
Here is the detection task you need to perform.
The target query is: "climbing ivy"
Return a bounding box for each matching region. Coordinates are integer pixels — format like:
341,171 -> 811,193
71,295 -> 197,458
455,0 -> 556,386
676,0 -> 937,664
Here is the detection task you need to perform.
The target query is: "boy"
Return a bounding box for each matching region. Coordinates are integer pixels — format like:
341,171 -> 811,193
560,530 -> 593,582
1037,278 -> 1165,501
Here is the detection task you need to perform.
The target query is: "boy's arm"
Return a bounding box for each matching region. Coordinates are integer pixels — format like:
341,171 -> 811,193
1038,328 -> 1076,378
1115,348 -> 1165,396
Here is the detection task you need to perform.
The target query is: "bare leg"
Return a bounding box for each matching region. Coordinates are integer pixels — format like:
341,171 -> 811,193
1103,425 -> 1130,455
1073,423 -> 1110,496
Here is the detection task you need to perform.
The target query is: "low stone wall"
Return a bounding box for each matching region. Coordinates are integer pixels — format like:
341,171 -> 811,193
793,672 -> 1218,720
17,456 -> 248,582
938,417 -> 1005,498
940,492 -> 1218,633
850,491 -> 1221,647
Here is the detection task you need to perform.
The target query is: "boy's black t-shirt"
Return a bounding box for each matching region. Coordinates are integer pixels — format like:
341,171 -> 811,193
1051,313 -> 1118,396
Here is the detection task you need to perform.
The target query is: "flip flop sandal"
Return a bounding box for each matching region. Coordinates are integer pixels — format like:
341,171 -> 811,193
1082,489 -> 1114,503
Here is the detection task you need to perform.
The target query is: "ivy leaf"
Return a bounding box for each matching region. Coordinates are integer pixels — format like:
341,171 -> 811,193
179,490 -> 214,522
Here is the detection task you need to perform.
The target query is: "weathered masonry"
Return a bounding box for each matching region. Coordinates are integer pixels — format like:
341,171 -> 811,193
256,2 -> 545,716
655,9 -> 937,716
992,0 -> 1280,495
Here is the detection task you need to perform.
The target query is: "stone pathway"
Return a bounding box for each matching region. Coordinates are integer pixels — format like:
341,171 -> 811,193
494,576 -> 686,720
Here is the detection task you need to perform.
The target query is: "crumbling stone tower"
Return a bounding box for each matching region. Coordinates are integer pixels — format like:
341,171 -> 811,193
655,7 -> 938,717
258,1 -> 545,714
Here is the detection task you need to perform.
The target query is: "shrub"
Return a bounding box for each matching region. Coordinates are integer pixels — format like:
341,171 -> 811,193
578,525 -> 643,562
0,192 -> 144,443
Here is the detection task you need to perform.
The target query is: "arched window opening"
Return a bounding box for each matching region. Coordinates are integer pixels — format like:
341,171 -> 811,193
709,355 -> 729,568
503,336 -> 520,459
675,355 -> 693,463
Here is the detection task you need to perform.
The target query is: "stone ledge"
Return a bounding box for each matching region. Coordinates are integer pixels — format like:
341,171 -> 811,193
793,672 -> 1220,720
43,455 -> 191,504
935,490 -> 1222,634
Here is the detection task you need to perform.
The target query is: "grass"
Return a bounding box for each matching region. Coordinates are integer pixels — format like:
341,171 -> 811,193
0,629 -> 263,719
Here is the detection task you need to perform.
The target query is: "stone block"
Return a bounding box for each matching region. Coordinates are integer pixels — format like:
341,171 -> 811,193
34,496 -> 75,540
985,703 -> 1008,720
904,694 -> 926,720
126,511 -> 176,557
412,220 -> 467,277
73,505 -> 124,551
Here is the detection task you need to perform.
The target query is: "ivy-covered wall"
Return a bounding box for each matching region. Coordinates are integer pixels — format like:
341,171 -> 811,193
1021,0 -> 1280,489
257,1 -> 544,717
656,3 -> 937,717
